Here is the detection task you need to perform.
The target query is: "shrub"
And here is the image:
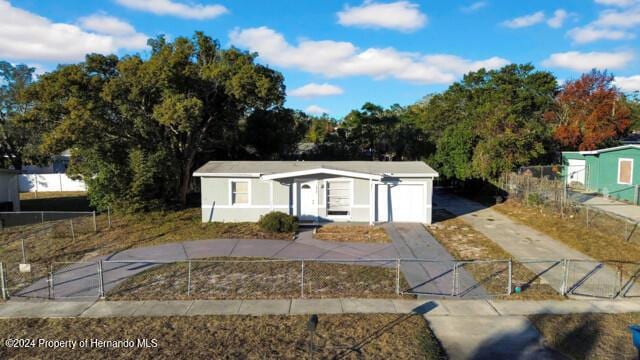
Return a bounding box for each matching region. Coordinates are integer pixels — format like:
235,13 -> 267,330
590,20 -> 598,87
526,193 -> 544,206
258,211 -> 299,233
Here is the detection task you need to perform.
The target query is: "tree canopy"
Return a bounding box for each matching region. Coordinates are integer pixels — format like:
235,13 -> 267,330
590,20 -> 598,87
24,32 -> 295,211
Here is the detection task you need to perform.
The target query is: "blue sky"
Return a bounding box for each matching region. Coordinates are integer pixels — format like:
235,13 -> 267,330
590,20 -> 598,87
3,0 -> 640,117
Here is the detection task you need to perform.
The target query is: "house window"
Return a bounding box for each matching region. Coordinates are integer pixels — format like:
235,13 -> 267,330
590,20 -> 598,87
231,181 -> 249,205
327,181 -> 351,216
618,158 -> 633,185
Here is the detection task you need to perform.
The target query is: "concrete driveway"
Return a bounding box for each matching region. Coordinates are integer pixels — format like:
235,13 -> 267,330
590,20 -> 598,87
385,223 -> 486,298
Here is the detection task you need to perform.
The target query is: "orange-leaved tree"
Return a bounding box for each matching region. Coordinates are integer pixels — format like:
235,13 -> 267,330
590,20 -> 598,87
546,70 -> 631,151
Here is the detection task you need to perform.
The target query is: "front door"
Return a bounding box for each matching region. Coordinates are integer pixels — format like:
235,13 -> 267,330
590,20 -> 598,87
299,181 -> 318,221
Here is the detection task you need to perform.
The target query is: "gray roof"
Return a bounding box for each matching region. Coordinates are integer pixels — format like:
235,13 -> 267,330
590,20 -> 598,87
194,161 -> 438,177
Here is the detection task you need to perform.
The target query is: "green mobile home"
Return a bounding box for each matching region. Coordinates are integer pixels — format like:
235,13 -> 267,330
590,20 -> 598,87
562,145 -> 640,203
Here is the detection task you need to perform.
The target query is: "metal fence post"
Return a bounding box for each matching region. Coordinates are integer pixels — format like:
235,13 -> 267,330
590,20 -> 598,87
98,260 -> 105,299
107,207 -> 112,230
92,211 -> 97,232
70,220 -> 75,242
0,262 -> 7,300
451,262 -> 458,296
395,259 -> 401,295
49,264 -> 54,299
561,259 -> 569,296
21,237 -> 27,263
41,211 -> 44,224
300,260 -> 305,299
187,260 -> 192,296
507,259 -> 513,296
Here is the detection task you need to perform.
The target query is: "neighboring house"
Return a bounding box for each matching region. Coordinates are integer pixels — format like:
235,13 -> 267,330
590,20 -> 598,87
22,149 -> 71,174
0,169 -> 20,211
194,161 -> 438,224
562,145 -> 640,203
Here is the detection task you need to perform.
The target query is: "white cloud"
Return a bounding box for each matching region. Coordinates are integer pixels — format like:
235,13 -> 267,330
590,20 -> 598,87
79,14 -> 135,36
547,9 -> 569,28
567,26 -> 634,43
115,0 -> 228,20
566,5 -> 640,44
0,1 -> 148,62
289,83 -> 344,98
305,105 -> 331,115
337,1 -> 427,32
595,0 -> 638,7
542,51 -> 634,71
461,2 -> 487,13
615,75 -> 640,92
229,26 -> 509,85
502,11 -> 545,28
594,7 -> 640,28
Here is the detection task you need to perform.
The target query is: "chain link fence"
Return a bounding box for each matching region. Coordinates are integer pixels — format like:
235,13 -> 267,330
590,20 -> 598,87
2,257 -> 633,301
503,170 -> 640,243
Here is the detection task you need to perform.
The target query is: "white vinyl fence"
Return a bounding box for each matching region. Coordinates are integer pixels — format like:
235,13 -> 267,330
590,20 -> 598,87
19,174 -> 86,193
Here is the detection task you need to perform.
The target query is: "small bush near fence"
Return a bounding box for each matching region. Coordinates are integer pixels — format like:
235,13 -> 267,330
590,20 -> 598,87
258,211 -> 299,233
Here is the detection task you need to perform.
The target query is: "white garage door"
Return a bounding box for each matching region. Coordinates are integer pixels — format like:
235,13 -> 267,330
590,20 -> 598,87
377,184 -> 425,222
567,159 -> 586,185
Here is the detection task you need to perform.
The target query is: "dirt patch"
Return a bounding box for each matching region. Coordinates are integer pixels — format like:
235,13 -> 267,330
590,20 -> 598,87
530,312 -> 640,359
108,257 -> 411,300
314,225 -> 391,243
0,314 -> 446,359
426,209 -> 563,300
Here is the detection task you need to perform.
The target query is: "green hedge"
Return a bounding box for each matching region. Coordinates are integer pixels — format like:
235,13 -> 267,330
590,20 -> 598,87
258,211 -> 299,233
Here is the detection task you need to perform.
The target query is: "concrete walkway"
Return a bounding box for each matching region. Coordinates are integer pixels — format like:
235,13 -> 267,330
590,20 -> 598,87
3,298 -> 640,359
434,190 -> 623,299
15,234 -> 399,299
385,223 -> 486,298
572,192 -> 640,222
2,297 -> 640,318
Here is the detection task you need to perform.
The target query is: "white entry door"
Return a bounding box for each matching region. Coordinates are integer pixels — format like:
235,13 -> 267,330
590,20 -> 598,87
388,184 -> 424,222
299,181 -> 318,221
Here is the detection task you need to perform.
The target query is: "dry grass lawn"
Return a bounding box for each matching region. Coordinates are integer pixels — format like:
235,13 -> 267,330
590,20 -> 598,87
0,314 -> 446,359
108,257 -> 410,300
314,225 -> 391,243
494,200 -> 640,262
530,312 -> 640,359
426,209 -> 562,300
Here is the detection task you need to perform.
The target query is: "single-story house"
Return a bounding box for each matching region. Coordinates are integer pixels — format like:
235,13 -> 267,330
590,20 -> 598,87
194,161 -> 439,224
562,145 -> 640,203
0,169 -> 20,211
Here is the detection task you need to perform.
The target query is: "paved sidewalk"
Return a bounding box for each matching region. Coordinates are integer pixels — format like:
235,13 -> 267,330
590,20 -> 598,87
385,223 -> 486,298
434,190 -> 621,298
4,298 -> 639,359
2,298 -> 640,318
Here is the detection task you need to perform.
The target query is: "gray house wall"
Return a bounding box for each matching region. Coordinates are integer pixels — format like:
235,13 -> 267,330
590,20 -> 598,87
200,175 -> 434,224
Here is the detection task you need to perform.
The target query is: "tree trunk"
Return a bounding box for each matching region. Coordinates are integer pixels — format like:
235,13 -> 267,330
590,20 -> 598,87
178,153 -> 196,208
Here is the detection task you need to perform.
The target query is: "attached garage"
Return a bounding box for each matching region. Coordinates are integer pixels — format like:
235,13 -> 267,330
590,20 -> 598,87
376,183 -> 426,222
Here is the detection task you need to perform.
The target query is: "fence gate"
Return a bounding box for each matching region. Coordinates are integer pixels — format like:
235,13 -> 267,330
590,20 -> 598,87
565,260 -> 621,299
49,261 -> 101,299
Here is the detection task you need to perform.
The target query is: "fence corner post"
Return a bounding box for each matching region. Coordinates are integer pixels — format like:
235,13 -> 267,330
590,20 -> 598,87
92,211 -> 97,232
98,260 -> 105,299
300,259 -> 305,299
395,258 -> 401,295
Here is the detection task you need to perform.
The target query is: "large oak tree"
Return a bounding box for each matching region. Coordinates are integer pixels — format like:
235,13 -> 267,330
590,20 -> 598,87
26,33 -> 288,211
